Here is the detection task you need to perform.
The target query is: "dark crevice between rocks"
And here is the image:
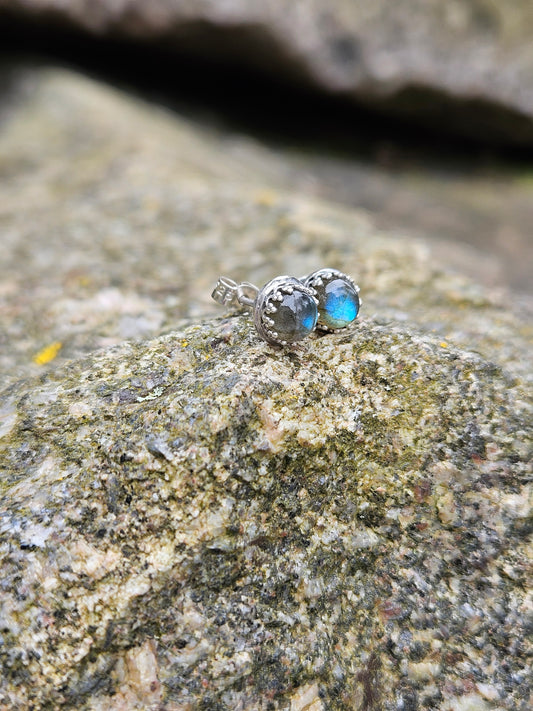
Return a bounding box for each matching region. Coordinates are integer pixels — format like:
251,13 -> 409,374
1,10 -> 533,168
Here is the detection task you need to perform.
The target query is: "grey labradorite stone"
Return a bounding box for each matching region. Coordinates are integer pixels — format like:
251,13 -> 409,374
272,291 -> 317,342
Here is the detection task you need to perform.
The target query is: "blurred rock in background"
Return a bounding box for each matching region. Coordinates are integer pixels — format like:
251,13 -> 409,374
1,0 -> 533,294
0,67 -> 531,386
2,0 -> 533,145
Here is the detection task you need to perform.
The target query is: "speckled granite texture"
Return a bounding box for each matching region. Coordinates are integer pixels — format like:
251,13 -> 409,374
0,318 -> 531,710
0,68 -> 532,710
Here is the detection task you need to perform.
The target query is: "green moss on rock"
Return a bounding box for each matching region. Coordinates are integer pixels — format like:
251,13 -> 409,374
0,316 -> 530,710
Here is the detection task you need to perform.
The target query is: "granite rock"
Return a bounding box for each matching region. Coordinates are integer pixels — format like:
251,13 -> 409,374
2,0 -> 533,144
0,67 -> 532,390
0,316 -> 531,710
0,66 -> 532,710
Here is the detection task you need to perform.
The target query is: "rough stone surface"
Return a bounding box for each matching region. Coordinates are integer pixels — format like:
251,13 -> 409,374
2,0 -> 533,144
0,66 -> 532,710
0,317 -> 531,710
0,67 -> 532,390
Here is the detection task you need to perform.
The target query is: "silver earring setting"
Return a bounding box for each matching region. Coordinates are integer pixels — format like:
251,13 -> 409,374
212,269 -> 361,346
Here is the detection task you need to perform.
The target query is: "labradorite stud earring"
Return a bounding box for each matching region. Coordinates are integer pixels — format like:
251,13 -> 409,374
303,268 -> 361,331
253,276 -> 318,346
212,275 -> 318,346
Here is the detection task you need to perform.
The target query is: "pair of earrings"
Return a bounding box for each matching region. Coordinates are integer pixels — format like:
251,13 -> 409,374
212,269 -> 361,346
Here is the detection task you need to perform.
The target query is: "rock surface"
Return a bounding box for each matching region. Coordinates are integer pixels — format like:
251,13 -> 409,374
0,66 -> 532,710
2,0 -> 533,144
0,317 -> 531,710
285,149 -> 533,295
0,67 -> 532,390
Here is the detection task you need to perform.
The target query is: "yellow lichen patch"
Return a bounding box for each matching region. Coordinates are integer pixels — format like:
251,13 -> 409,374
33,341 -> 62,365
254,189 -> 278,206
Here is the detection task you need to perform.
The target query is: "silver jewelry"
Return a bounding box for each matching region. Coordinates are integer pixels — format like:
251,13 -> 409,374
212,275 -> 318,346
303,268 -> 361,332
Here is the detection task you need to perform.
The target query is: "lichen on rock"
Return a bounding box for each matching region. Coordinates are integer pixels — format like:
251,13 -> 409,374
0,62 -> 532,711
0,67 -> 531,390
0,314 -> 531,709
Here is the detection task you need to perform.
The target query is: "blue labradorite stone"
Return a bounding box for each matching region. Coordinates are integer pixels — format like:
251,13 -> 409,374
272,291 -> 318,342
320,278 -> 359,329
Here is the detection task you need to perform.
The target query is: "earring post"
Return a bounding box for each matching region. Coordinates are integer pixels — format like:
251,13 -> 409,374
212,278 -> 258,310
